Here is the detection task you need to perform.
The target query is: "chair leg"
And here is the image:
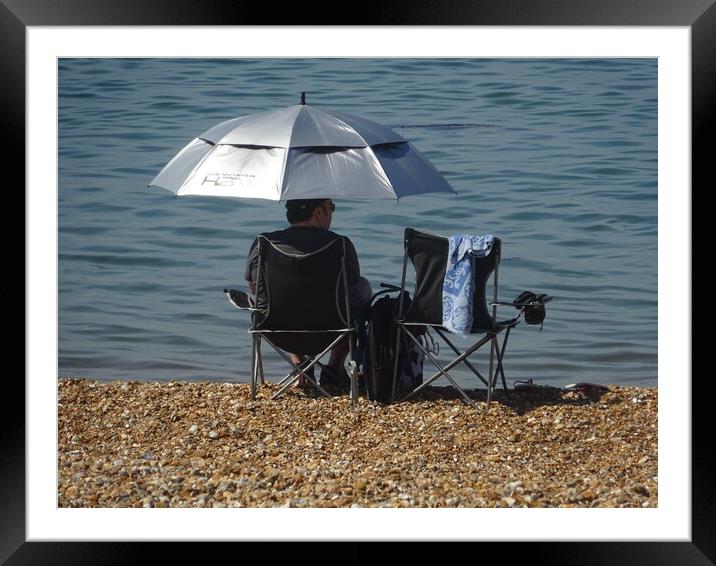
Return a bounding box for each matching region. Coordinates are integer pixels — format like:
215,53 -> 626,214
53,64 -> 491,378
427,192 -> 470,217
483,330 -> 513,406
271,356 -> 329,400
268,335 -> 345,400
348,333 -> 358,408
434,328 -> 490,388
400,328 -> 478,410
497,328 -> 512,393
399,326 -> 514,410
256,336 -> 265,385
486,337 -> 498,407
250,334 -> 258,401
487,336 -> 496,405
486,331 -> 514,406
390,326 -> 404,404
348,360 -> 358,408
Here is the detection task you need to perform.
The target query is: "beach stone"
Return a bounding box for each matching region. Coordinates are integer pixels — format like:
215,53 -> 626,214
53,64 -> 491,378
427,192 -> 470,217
57,379 -> 658,509
581,489 -> 596,501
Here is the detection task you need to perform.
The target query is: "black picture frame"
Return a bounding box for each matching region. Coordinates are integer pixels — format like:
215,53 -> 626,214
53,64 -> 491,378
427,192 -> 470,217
9,1 -> 710,563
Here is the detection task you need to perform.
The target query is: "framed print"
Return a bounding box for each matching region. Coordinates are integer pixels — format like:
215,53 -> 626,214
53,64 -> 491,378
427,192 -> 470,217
9,0 -> 712,563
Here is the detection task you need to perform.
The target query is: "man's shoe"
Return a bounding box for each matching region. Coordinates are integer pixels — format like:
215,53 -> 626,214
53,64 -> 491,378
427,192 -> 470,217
296,360 -> 316,389
320,366 -> 351,392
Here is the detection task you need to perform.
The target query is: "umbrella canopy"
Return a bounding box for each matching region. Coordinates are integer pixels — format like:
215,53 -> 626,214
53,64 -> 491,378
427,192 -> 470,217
149,94 -> 456,201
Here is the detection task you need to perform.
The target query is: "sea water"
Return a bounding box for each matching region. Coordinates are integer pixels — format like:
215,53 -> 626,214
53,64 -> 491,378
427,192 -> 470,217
58,58 -> 657,388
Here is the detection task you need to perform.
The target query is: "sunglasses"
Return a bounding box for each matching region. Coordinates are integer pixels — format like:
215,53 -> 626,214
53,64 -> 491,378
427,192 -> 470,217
324,201 -> 336,213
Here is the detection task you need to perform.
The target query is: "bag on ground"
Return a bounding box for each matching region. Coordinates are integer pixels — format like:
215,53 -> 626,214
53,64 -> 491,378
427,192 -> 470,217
361,290 -> 428,403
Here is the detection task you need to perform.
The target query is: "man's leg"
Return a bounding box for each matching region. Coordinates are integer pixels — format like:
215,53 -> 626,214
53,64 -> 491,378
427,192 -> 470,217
289,352 -> 315,387
321,277 -> 373,388
326,340 -> 349,374
321,339 -> 350,389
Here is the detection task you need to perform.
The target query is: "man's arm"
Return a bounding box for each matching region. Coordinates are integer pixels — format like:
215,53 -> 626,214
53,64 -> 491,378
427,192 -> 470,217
244,238 -> 259,295
344,237 -> 360,285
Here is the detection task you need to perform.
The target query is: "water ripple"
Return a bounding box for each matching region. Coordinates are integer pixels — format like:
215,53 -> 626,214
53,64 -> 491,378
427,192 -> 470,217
58,57 -> 658,388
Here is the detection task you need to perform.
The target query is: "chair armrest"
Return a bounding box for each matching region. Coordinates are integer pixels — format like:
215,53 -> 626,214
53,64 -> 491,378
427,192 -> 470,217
491,295 -> 554,308
224,288 -> 257,311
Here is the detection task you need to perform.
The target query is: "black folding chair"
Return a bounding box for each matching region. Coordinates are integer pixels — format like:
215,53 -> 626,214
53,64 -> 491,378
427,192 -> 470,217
392,228 -> 548,409
224,235 -> 359,406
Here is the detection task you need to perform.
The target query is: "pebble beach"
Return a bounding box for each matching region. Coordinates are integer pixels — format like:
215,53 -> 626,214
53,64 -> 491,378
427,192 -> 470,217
58,378 -> 657,508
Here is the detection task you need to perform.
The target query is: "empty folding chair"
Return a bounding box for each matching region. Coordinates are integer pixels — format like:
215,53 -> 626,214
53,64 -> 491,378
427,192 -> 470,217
224,235 -> 360,405
392,227 -> 549,408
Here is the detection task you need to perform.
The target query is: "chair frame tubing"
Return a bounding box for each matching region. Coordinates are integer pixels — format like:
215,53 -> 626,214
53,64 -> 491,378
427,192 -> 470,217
390,229 -> 515,408
249,334 -> 266,398
395,323 -> 514,408
245,237 -> 359,407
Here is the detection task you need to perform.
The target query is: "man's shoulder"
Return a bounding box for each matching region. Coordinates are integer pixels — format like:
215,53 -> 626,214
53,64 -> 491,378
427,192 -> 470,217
325,229 -> 349,241
263,226 -> 345,242
328,230 -> 355,246
258,227 -> 290,239
255,227 -> 354,253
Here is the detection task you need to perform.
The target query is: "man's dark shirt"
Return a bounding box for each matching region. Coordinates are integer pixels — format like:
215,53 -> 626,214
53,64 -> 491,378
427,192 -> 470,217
244,226 -> 360,290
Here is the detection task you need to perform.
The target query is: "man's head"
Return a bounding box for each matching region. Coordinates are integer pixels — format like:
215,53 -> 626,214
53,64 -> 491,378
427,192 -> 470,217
285,198 -> 335,229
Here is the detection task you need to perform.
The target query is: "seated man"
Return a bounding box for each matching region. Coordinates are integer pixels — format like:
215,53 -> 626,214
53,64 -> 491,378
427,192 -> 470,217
245,198 -> 372,389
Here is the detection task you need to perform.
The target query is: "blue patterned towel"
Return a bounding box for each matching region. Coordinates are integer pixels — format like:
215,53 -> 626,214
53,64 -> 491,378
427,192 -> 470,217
442,234 -> 495,335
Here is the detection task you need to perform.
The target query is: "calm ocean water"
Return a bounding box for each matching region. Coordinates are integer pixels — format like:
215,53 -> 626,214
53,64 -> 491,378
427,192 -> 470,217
58,58 -> 657,388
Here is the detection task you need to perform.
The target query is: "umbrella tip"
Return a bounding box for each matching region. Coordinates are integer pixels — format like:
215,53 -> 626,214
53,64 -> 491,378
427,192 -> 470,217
300,92 -> 306,105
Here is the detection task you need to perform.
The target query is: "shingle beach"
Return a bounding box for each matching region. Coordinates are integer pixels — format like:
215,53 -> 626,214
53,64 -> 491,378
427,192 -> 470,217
58,378 -> 657,508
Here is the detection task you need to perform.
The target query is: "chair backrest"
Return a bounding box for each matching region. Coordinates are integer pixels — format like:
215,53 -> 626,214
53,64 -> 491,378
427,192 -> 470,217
401,227 -> 502,332
253,235 -> 350,333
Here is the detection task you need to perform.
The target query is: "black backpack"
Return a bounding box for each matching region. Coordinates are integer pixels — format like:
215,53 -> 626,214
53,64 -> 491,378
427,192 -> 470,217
361,290 -> 412,404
